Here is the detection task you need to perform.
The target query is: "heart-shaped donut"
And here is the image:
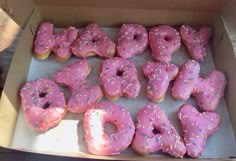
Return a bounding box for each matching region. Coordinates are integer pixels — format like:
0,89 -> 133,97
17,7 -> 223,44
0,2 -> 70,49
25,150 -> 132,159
178,104 -> 221,158
132,104 -> 186,158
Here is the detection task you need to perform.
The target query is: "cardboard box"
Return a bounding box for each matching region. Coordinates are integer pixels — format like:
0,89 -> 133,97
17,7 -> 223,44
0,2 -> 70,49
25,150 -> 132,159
0,0 -> 236,160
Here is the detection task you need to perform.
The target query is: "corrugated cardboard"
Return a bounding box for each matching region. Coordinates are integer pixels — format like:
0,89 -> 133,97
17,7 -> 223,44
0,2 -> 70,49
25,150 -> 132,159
0,0 -> 236,160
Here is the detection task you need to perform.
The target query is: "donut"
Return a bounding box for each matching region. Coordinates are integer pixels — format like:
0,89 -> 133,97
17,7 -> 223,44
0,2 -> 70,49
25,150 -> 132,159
143,61 -> 178,102
149,25 -> 181,63
20,78 -> 67,132
54,60 -> 103,113
84,101 -> 135,155
34,22 -> 55,60
172,60 -> 226,111
116,23 -> 148,58
172,59 -> 200,101
194,70 -> 227,112
100,57 -> 141,100
132,104 -> 186,158
178,104 -> 221,158
71,23 -> 116,58
180,25 -> 212,62
52,27 -> 78,62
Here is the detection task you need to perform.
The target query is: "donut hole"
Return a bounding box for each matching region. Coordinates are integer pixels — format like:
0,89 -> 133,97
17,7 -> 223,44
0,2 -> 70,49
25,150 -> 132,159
39,91 -> 47,98
133,34 -> 138,40
91,38 -> 96,43
42,102 -> 51,109
116,70 -> 124,77
104,121 -> 117,135
163,36 -> 171,42
152,127 -> 161,135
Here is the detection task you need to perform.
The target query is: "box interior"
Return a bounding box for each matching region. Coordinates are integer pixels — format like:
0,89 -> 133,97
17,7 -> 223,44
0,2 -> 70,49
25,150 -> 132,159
0,0 -> 236,160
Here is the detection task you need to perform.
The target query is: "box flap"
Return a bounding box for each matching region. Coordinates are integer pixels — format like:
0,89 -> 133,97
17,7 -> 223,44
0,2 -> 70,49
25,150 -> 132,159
222,0 -> 236,39
0,0 -> 35,28
34,0 -> 228,12
0,7 -> 41,147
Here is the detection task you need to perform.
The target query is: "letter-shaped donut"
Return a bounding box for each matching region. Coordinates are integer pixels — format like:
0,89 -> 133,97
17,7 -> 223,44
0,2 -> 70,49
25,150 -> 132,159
52,27 -> 78,62
180,25 -> 212,62
194,70 -> 227,111
54,60 -> 103,113
143,61 -> 178,102
34,22 -> 55,60
178,104 -> 221,158
117,23 -> 148,58
84,102 -> 135,155
20,78 -> 67,132
34,22 -> 78,62
172,60 -> 227,111
100,57 -> 141,100
172,60 -> 200,100
71,23 -> 116,58
132,104 -> 186,158
149,25 -> 181,63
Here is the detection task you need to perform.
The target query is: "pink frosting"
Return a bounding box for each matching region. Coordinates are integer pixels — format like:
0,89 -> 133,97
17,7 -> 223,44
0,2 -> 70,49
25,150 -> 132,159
178,104 -> 221,158
180,25 -> 212,62
143,61 -> 178,102
194,70 -> 227,112
149,25 -> 181,62
84,101 -> 135,155
34,22 -> 55,54
71,23 -> 116,58
132,104 -> 186,158
172,60 -> 200,100
52,27 -> 78,59
54,60 -> 102,113
67,85 -> 102,113
100,57 -> 141,99
172,60 -> 227,111
54,60 -> 89,91
20,78 -> 67,132
116,23 -> 148,58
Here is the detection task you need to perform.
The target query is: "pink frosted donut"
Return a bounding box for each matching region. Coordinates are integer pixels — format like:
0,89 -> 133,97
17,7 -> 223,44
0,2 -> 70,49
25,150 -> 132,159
143,61 -> 178,102
84,101 -> 135,155
132,104 -> 186,158
149,25 -> 181,63
180,25 -> 212,62
194,70 -> 227,112
20,78 -> 67,132
172,60 -> 227,111
100,57 -> 141,100
172,59 -> 200,100
116,23 -> 148,58
54,60 -> 103,113
34,22 -> 55,60
52,27 -> 78,62
178,104 -> 221,158
71,23 -> 116,58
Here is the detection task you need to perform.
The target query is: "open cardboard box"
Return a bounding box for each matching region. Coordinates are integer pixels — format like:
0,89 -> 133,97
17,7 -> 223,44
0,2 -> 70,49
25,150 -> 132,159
1,0 -> 236,160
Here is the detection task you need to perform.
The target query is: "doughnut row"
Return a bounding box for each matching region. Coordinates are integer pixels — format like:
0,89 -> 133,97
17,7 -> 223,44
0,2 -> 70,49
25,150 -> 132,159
21,22 -> 227,158
34,22 -> 211,62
